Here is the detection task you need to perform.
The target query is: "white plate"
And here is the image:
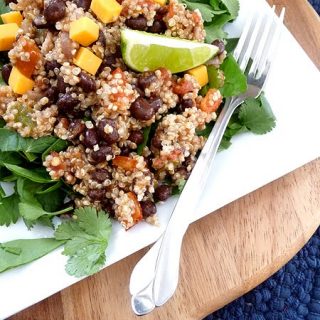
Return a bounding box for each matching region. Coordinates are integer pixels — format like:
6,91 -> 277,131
1,0 -> 320,318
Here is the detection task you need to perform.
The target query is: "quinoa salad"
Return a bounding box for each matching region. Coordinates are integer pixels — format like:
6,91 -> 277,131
0,0 -> 228,230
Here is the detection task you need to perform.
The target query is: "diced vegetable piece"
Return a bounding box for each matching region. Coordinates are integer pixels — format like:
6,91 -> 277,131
0,23 -> 19,51
127,192 -> 143,226
1,11 -> 23,26
90,0 -> 122,24
15,37 -> 41,77
187,65 -> 208,88
199,88 -> 222,113
112,156 -> 137,171
153,0 -> 166,5
69,17 -> 99,46
9,67 -> 34,94
73,47 -> 102,75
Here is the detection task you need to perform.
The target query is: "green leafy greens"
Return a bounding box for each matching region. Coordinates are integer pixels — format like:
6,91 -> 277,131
55,207 -> 113,277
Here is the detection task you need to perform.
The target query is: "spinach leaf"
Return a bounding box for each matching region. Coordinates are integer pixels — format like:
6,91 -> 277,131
36,181 -> 62,195
42,139 -> 69,162
36,188 -> 67,212
0,152 -> 23,165
19,202 -> 73,221
3,163 -> 54,183
0,238 -> 65,273
0,129 -> 61,153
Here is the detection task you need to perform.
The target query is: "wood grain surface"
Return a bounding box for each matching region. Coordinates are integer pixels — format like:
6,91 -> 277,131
10,1 -> 320,319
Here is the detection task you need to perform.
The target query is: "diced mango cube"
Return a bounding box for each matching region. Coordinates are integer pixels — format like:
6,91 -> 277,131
69,17 -> 99,46
187,65 -> 209,88
9,66 -> 34,94
153,0 -> 167,5
73,47 -> 102,75
90,0 -> 122,24
1,11 -> 23,26
0,23 -> 19,51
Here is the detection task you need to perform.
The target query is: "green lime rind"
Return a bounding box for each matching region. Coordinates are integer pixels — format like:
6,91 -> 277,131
121,29 -> 219,74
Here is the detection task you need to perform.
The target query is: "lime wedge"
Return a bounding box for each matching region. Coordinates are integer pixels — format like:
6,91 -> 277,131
121,29 -> 219,73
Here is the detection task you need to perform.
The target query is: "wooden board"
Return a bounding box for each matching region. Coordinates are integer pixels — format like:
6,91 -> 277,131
10,1 -> 320,319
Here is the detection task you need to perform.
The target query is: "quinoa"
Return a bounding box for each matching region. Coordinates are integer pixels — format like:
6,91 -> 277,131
0,0 -> 225,230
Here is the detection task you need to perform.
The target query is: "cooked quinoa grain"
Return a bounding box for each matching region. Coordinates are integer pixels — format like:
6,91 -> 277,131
0,0 -> 225,230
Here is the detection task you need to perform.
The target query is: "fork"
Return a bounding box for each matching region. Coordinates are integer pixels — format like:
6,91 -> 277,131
130,6 -> 286,315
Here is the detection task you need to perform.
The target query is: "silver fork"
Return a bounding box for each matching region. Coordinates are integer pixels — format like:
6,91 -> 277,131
130,7 -> 285,315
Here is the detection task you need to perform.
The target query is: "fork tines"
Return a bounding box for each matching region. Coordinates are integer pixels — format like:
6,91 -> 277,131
233,6 -> 285,81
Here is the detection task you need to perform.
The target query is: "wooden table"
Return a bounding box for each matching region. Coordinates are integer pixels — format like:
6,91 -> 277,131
11,1 -> 320,319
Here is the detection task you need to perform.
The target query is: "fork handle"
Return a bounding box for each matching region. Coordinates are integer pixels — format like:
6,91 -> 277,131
131,97 -> 244,312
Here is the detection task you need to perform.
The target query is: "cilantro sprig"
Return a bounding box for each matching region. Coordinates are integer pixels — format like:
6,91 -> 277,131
55,207 -> 112,277
0,207 -> 112,277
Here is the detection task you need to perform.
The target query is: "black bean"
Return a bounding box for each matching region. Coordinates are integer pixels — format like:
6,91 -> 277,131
101,198 -> 115,217
128,130 -> 144,145
154,185 -> 172,202
177,98 -> 194,113
144,155 -> 153,170
73,0 -> 91,11
137,73 -> 157,90
44,60 -> 60,73
97,118 -> 119,145
44,0 -> 66,23
44,86 -> 59,105
212,39 -> 225,54
156,6 -> 168,18
148,20 -> 166,34
88,189 -> 105,201
90,145 -> 113,163
79,72 -> 96,93
130,97 -> 155,121
134,85 -> 145,97
98,54 -> 117,73
1,64 -> 12,85
83,128 -> 99,148
57,93 -> 79,113
68,119 -> 85,139
151,134 -> 162,149
175,166 -> 190,179
140,200 -> 157,218
120,146 -> 131,156
97,30 -> 106,48
91,169 -> 110,182
149,97 -> 162,112
125,15 -> 148,31
57,76 -> 68,94
32,16 -> 53,29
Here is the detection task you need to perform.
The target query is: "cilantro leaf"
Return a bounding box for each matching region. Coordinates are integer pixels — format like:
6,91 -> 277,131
205,14 -> 231,42
220,0 -> 239,19
54,207 -> 112,277
218,55 -> 247,97
0,193 -> 20,226
238,93 -> 276,134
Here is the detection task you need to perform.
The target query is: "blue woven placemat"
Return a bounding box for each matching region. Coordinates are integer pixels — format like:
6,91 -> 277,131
204,227 -> 320,320
203,3 -> 320,319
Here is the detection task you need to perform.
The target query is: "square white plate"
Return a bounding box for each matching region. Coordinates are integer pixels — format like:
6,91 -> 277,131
1,0 -> 320,318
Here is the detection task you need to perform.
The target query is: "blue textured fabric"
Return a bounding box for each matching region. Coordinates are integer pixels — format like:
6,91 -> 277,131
204,227 -> 320,320
309,0 -> 320,14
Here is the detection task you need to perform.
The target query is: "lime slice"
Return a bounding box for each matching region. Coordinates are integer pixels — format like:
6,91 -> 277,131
121,29 -> 219,73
